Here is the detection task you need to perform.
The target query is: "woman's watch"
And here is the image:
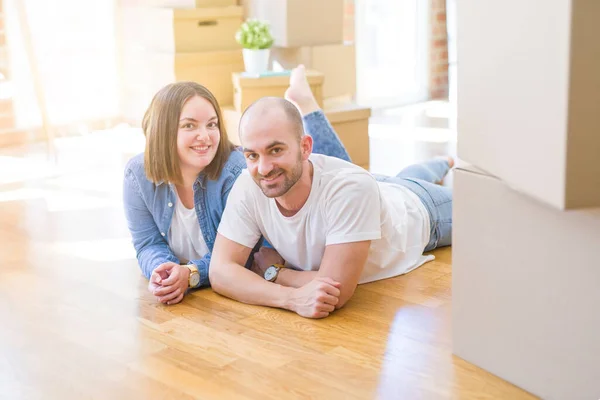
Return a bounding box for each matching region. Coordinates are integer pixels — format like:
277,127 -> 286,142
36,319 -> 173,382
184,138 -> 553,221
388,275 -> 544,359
264,263 -> 285,282
185,264 -> 200,288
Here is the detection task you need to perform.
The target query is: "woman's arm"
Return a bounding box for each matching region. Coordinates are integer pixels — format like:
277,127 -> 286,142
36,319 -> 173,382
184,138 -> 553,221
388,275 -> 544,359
123,168 -> 179,279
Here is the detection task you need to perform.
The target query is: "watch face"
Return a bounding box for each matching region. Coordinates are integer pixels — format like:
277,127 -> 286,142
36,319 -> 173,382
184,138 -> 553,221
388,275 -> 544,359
264,266 -> 277,281
189,272 -> 200,287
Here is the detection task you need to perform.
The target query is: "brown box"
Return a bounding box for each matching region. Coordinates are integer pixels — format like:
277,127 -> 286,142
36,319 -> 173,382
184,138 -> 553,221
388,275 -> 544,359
194,0 -> 236,6
121,49 -> 245,125
458,0 -> 600,209
324,104 -> 371,166
121,0 -> 236,7
0,101 -> 14,130
453,166 -> 600,399
232,70 -> 324,112
222,105 -> 242,145
248,0 -> 344,47
271,43 -> 356,99
121,6 -> 243,53
173,50 -> 244,106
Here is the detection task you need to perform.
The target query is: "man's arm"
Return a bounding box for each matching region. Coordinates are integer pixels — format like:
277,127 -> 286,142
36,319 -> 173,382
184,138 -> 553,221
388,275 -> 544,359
276,269 -> 317,288
316,240 -> 371,308
209,234 -> 292,308
250,246 -> 316,288
210,234 -> 342,318
313,172 -> 380,308
249,241 -> 369,305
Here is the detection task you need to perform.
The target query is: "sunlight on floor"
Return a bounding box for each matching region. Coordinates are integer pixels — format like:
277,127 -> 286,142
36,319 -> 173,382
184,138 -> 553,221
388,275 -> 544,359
0,155 -> 62,185
0,186 -> 121,211
368,100 -> 457,181
48,237 -> 136,262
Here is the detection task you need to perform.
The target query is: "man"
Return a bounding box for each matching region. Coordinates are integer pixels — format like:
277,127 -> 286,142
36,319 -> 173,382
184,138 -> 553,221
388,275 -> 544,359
209,67 -> 453,319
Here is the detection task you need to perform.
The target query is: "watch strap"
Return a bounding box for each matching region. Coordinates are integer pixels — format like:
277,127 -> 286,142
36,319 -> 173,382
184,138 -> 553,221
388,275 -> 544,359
185,263 -> 199,288
265,263 -> 285,282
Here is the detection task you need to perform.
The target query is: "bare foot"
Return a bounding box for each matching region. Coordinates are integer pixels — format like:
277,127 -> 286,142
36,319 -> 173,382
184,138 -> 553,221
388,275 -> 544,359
442,155 -> 455,169
284,65 -> 320,116
435,156 -> 455,185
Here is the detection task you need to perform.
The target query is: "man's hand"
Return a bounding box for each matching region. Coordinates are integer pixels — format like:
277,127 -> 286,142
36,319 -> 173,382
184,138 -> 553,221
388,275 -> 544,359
149,262 -> 189,305
288,277 -> 341,319
251,247 -> 285,277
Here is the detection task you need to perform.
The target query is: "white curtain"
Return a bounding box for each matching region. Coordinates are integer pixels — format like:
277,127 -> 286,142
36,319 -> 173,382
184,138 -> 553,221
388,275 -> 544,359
355,0 -> 429,108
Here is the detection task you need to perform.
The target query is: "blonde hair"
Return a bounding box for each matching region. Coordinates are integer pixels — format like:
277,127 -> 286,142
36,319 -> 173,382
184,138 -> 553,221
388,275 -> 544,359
142,82 -> 235,184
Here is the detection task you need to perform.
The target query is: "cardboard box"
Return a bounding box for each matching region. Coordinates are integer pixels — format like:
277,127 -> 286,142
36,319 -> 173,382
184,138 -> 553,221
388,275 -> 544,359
271,43 -> 356,99
222,105 -> 242,145
223,104 -> 370,168
121,6 -> 243,53
121,0 -> 236,7
453,166 -> 600,399
121,49 -> 245,125
248,0 -> 344,47
324,104 -> 371,166
457,0 -> 600,209
232,70 -> 324,112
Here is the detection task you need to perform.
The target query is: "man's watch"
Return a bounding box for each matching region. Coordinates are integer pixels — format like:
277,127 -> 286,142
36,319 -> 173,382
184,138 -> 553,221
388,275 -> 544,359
185,264 -> 200,288
264,263 -> 285,282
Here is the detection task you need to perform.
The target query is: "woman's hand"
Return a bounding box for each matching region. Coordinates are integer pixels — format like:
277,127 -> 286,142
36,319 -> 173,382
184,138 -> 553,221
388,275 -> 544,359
149,262 -> 190,305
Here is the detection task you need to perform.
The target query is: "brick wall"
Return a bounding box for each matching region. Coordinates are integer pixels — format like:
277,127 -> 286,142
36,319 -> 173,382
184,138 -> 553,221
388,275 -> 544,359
429,0 -> 449,99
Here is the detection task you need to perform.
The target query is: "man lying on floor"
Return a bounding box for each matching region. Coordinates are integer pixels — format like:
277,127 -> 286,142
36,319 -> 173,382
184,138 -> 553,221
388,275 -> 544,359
209,70 -> 453,319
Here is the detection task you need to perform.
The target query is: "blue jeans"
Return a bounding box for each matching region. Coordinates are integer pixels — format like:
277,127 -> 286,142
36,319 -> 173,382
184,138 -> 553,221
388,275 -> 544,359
373,160 -> 453,252
304,111 -> 452,252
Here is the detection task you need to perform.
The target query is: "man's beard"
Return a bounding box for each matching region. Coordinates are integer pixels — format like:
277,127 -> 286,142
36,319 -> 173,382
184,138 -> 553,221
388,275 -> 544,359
254,158 -> 303,198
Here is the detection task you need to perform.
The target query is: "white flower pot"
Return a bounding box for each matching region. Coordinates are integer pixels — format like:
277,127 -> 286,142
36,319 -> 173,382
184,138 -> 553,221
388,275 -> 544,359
242,48 -> 270,75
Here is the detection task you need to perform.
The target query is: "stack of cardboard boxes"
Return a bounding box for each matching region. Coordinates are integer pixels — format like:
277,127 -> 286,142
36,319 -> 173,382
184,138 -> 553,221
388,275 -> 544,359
226,0 -> 371,170
120,0 -> 245,123
121,0 -> 371,170
453,0 -> 600,398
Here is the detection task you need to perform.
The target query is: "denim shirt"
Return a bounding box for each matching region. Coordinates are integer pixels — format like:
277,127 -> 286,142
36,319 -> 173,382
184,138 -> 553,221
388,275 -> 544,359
122,150 -> 247,288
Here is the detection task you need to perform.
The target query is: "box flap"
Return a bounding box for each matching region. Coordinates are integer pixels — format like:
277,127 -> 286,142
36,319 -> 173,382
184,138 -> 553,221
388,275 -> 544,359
454,162 -> 494,177
324,104 -> 371,123
175,49 -> 243,66
173,6 -> 243,19
233,70 -> 324,87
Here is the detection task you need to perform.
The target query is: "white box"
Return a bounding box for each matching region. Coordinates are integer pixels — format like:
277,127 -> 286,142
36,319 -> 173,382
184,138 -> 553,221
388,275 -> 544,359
248,0 -> 344,47
453,166 -> 600,399
457,0 -> 600,209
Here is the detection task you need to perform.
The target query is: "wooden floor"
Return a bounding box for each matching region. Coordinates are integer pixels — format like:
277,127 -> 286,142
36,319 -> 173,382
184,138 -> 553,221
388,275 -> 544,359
0,134 -> 536,400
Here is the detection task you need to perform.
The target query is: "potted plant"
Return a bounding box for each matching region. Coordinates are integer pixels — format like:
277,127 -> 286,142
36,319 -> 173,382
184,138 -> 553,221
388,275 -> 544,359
235,19 -> 274,75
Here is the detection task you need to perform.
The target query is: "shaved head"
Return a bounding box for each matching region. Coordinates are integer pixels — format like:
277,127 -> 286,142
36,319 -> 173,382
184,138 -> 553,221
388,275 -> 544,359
238,97 -> 313,199
239,97 -> 304,144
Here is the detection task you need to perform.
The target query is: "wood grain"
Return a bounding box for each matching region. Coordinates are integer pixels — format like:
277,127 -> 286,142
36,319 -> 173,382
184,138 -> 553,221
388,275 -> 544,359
0,139 -> 537,400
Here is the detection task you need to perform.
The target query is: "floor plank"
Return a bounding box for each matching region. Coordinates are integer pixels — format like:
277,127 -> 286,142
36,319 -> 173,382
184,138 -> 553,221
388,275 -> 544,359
0,135 -> 537,399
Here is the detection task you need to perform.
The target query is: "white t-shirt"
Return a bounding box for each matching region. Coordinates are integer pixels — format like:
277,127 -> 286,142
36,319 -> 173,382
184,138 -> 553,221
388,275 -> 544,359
218,154 -> 433,284
168,192 -> 209,263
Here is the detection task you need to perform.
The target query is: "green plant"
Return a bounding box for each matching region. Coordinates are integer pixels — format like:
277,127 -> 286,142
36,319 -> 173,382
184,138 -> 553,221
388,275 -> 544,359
235,19 -> 274,50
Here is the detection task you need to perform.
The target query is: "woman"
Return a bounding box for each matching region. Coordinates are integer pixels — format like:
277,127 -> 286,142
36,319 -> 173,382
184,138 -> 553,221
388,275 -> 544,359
123,66 -> 352,305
